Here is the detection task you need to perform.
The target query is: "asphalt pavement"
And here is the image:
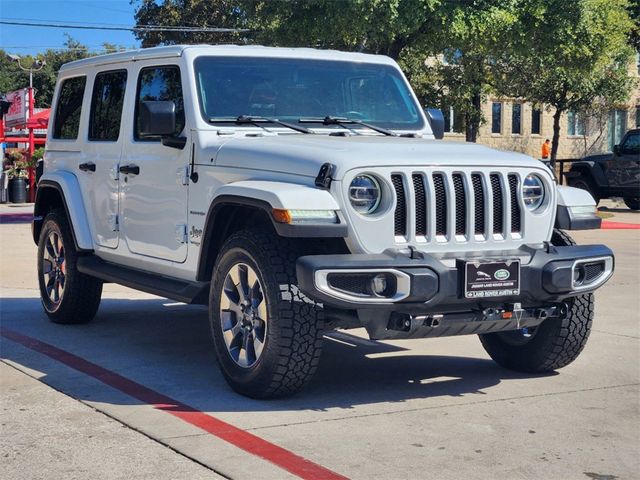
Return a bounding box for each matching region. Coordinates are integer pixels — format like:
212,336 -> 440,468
1,202 -> 638,480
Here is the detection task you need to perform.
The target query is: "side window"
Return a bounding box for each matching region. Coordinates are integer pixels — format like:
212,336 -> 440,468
53,76 -> 86,139
89,70 -> 127,141
135,66 -> 185,140
621,133 -> 640,154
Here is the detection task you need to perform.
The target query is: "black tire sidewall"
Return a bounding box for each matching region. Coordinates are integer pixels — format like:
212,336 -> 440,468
209,237 -> 290,396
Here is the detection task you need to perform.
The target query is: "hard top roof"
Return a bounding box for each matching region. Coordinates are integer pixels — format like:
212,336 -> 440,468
59,44 -> 397,72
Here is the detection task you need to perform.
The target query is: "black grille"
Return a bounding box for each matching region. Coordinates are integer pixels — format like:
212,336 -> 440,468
412,174 -> 427,236
508,175 -> 521,233
490,174 -> 503,234
471,174 -> 485,235
452,174 -> 466,235
391,174 -> 407,236
433,174 -> 447,236
583,262 -> 605,283
327,274 -> 370,295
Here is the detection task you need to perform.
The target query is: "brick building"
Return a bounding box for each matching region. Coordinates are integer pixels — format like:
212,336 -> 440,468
442,54 -> 640,159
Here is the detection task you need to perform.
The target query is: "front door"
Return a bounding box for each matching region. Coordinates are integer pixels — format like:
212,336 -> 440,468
607,131 -> 640,197
120,64 -> 190,262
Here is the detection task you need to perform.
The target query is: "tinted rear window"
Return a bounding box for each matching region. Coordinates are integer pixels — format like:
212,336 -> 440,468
53,76 -> 86,140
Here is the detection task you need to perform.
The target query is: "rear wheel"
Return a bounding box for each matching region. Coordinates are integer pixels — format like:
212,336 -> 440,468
37,209 -> 103,324
623,197 -> 640,211
478,229 -> 594,372
209,229 -> 324,398
568,175 -> 600,205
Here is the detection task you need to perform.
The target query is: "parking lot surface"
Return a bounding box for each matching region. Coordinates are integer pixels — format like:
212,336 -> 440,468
1,206 -> 639,480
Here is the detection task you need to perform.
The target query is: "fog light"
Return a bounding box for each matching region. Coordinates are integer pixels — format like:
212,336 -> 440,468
573,264 -> 585,286
371,274 -> 388,296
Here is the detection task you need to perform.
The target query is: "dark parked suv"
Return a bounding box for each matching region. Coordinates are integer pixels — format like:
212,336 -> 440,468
566,129 -> 640,210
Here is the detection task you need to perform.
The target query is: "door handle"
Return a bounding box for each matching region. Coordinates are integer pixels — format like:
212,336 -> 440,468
119,164 -> 140,175
78,162 -> 96,172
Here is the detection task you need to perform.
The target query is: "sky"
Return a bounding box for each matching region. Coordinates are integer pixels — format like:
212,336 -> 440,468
0,0 -> 140,55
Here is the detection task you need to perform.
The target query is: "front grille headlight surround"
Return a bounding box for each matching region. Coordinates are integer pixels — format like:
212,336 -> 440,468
522,173 -> 546,212
349,174 -> 382,215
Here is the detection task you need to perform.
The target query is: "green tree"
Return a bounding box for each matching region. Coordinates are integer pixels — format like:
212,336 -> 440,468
1,36 -> 91,108
492,0 -> 635,167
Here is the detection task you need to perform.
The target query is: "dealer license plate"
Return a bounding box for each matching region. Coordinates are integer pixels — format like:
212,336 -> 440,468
464,260 -> 520,298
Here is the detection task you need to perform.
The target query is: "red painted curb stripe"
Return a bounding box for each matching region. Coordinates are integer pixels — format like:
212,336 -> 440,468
1,327 -> 348,480
601,221 -> 640,230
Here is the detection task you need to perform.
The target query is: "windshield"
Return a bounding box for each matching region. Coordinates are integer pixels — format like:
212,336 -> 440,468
194,56 -> 425,131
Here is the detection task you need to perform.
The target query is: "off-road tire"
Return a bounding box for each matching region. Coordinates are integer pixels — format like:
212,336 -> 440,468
479,229 -> 594,372
37,209 -> 103,324
568,175 -> 600,205
209,229 -> 324,398
623,197 -> 640,211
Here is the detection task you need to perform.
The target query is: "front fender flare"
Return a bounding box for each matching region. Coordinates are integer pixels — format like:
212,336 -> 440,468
34,173 -> 94,251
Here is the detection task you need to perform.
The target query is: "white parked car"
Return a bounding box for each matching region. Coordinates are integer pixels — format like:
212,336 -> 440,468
34,45 -> 613,398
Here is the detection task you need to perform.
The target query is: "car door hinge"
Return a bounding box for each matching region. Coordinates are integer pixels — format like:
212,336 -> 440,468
177,166 -> 189,186
109,215 -> 119,232
175,224 -> 188,244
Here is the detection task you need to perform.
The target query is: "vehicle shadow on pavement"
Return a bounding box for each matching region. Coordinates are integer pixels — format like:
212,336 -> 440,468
0,296 -> 557,414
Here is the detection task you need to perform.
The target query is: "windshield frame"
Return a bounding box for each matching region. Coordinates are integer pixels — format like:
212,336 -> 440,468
192,55 -> 427,133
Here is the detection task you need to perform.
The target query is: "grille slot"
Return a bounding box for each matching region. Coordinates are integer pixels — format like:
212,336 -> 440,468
391,174 -> 407,236
452,174 -> 466,236
508,175 -> 521,233
490,174 -> 504,235
433,174 -> 447,236
471,174 -> 485,235
583,262 -> 605,283
412,174 -> 427,237
327,274 -> 371,296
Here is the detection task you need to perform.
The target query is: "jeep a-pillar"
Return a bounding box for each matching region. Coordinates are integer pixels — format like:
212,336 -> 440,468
33,46 -> 613,398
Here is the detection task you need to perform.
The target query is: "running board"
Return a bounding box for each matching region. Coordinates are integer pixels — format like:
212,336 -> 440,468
76,256 -> 210,305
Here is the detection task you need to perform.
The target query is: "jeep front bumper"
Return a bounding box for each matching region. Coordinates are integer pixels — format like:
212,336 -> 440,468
297,244 -> 614,309
296,244 -> 613,339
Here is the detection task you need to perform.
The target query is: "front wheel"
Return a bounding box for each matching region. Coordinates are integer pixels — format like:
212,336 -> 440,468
209,229 -> 324,398
479,229 -> 594,372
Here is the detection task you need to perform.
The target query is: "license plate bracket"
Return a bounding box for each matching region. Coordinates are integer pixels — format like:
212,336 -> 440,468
464,259 -> 520,299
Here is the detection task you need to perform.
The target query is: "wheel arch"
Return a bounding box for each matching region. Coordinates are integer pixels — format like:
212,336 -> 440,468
33,173 -> 93,252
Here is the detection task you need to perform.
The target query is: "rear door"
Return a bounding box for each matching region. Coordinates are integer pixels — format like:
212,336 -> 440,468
120,64 -> 190,262
79,69 -> 128,249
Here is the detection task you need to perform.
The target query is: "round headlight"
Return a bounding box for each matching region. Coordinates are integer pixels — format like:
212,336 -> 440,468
522,174 -> 545,211
349,175 -> 381,214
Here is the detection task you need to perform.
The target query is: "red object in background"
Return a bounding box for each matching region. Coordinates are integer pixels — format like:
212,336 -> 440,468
26,108 -> 50,129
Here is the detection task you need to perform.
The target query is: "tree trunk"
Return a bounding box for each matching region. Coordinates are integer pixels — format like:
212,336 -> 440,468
551,108 -> 563,178
465,90 -> 482,142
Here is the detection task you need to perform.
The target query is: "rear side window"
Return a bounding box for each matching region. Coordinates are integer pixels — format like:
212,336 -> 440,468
53,76 -> 86,139
135,66 -> 185,140
89,70 -> 127,141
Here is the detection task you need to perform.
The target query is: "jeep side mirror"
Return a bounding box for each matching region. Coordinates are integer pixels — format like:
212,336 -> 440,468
139,101 -> 176,137
425,108 -> 445,140
613,144 -> 620,155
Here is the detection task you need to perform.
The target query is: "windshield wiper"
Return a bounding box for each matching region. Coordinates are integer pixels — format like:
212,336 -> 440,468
298,116 -> 397,137
208,115 -> 313,134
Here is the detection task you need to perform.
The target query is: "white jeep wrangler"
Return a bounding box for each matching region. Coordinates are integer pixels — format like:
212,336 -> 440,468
34,45 -> 613,398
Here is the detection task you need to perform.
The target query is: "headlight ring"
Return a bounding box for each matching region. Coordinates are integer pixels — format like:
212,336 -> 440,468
349,174 -> 382,215
522,174 -> 545,211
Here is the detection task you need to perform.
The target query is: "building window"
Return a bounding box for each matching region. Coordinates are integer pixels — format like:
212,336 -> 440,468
607,109 -> 627,151
531,107 -> 541,134
567,110 -> 585,136
491,102 -> 502,134
443,106 -> 464,134
511,103 -> 522,134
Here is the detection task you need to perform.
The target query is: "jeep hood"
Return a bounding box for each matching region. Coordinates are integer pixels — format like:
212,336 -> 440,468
211,134 -> 546,180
